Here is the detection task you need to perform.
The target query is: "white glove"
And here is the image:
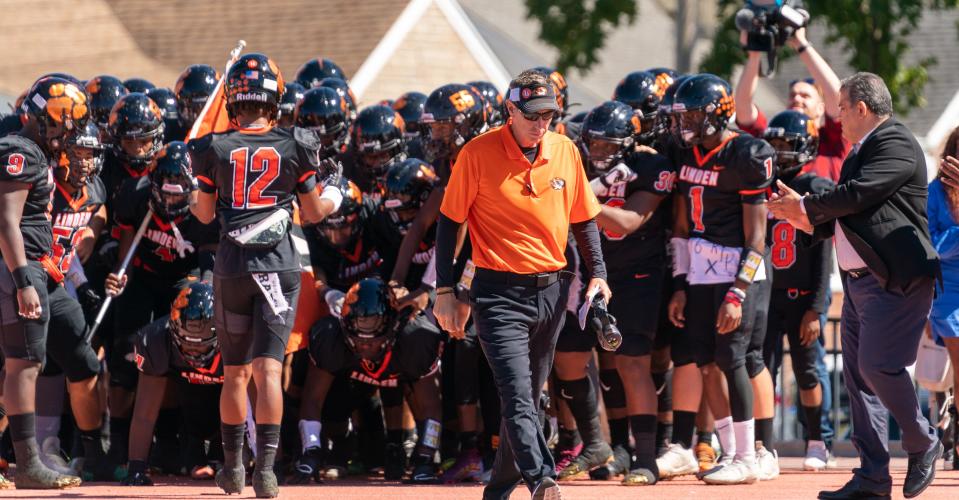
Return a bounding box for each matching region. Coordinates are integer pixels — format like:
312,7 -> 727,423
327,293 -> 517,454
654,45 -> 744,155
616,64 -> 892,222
324,289 -> 346,318
602,163 -> 638,186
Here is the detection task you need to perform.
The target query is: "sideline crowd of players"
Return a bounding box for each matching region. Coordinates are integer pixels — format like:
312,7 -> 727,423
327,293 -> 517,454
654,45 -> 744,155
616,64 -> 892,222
0,30 -> 860,496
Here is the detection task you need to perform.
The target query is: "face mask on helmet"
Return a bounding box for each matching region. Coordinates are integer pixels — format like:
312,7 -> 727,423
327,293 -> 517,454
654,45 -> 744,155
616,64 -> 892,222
169,282 -> 217,370
674,108 -> 717,146
317,211 -> 361,249
583,135 -> 630,172
767,137 -> 805,178
341,281 -> 396,362
171,318 -> 217,369
58,146 -> 103,189
424,120 -> 461,162
297,112 -> 349,157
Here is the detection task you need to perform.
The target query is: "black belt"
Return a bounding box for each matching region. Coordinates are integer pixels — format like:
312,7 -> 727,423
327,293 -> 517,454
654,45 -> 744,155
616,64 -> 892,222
845,267 -> 870,279
474,268 -> 562,288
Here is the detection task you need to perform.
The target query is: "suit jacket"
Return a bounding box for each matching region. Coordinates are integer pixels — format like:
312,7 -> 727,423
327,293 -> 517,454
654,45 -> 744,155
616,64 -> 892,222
803,118 -> 940,292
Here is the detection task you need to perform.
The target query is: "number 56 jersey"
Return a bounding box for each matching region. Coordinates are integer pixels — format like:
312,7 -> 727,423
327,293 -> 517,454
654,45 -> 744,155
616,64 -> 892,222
190,126 -> 321,275
665,133 -> 775,248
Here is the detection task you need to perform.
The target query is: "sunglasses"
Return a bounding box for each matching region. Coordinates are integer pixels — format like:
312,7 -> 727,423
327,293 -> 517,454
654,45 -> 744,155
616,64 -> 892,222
521,110 -> 555,123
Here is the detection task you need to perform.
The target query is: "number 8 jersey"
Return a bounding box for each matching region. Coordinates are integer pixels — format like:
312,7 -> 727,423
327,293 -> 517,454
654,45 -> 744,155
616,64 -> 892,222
190,126 -> 321,276
665,133 -> 775,248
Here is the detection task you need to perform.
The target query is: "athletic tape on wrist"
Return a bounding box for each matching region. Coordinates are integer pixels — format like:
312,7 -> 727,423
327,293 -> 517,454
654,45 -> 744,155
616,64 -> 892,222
12,266 -> 31,289
320,185 -> 343,212
736,248 -> 764,284
670,237 -> 690,277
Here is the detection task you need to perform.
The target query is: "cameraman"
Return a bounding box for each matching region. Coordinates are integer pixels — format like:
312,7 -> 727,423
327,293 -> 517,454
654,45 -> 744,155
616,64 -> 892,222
735,27 -> 850,182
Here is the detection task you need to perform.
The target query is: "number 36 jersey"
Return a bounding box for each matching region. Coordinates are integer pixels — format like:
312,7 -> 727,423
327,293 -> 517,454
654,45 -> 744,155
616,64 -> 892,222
190,126 -> 321,275
664,133 -> 775,248
590,151 -> 675,274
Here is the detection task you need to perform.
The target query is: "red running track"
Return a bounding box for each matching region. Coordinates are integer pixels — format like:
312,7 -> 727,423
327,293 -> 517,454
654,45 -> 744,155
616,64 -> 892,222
3,457 -> 958,499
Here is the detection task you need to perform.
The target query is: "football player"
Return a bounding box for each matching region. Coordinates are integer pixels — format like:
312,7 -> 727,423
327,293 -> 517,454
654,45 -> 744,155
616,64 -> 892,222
85,75 -> 128,130
173,64 -> 219,139
295,86 -> 352,161
295,58 -> 348,88
347,105 -> 408,197
122,281 -> 223,485
663,74 -> 774,485
761,110 -> 834,472
190,52 -> 341,498
277,82 -> 306,129
0,77 -> 103,489
297,278 -> 445,483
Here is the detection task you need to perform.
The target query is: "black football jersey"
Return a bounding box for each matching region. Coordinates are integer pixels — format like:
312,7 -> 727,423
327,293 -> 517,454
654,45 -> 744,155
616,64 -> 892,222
102,152 -> 149,214
370,208 -> 436,290
665,133 -> 775,248
342,155 -> 383,201
592,151 -> 675,274
0,135 -> 54,260
134,316 -> 224,385
50,176 -> 106,274
114,176 -> 219,277
305,197 -> 387,291
309,314 -> 443,387
768,173 -> 835,290
0,114 -> 22,138
191,126 -> 320,275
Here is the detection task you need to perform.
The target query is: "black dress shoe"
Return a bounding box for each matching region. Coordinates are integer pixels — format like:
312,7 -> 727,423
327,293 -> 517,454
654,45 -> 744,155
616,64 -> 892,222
903,440 -> 943,498
818,480 -> 890,499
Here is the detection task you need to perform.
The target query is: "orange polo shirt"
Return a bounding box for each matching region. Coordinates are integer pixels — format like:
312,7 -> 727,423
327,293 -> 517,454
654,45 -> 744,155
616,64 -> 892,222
440,124 -> 600,274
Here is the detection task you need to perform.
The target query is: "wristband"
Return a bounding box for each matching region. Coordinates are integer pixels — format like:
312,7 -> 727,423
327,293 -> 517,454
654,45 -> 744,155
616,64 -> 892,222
319,184 -> 343,212
724,287 -> 746,307
435,286 -> 454,296
12,266 -> 32,289
736,248 -> 764,284
670,237 -> 690,278
797,43 -> 809,54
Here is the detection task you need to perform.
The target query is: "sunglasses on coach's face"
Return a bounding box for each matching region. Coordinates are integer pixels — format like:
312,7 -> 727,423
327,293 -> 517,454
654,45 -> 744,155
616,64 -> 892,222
521,110 -> 555,123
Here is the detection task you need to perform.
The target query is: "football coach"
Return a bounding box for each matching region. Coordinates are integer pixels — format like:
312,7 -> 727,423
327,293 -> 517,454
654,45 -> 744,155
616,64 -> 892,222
433,69 -> 610,500
769,72 -> 941,499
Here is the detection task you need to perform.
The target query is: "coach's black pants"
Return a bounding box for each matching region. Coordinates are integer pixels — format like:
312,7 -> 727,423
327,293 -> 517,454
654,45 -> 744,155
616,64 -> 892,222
470,272 -> 568,500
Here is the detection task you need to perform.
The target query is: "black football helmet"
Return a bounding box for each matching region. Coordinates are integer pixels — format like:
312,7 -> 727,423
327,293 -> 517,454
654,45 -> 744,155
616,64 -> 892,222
352,105 -> 407,179
145,87 -> 180,136
296,87 -> 351,158
422,83 -> 486,161
123,78 -> 155,94
149,141 -> 194,220
383,158 -> 439,230
672,74 -> 734,146
763,110 -> 819,178
86,75 -> 128,129
57,121 -> 105,189
37,72 -> 82,86
655,74 -> 692,140
563,111 -> 588,141
467,80 -> 505,128
531,67 -> 570,119
174,64 -> 219,129
315,177 -> 366,250
645,67 -> 679,96
613,71 -> 660,145
341,278 -> 399,362
108,93 -> 165,170
295,58 -> 347,88
225,53 -> 286,123
169,281 -> 217,370
317,78 -> 357,119
580,101 -> 640,173
22,76 -> 91,157
392,91 -> 427,139
278,82 -> 306,127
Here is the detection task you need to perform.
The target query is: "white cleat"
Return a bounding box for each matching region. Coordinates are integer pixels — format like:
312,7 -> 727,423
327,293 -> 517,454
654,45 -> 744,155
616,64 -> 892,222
655,443 -> 699,479
701,458 -> 758,485
803,440 -> 829,471
755,446 -> 779,481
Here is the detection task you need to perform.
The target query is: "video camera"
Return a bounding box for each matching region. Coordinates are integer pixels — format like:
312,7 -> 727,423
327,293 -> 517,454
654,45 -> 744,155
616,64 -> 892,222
736,0 -> 810,77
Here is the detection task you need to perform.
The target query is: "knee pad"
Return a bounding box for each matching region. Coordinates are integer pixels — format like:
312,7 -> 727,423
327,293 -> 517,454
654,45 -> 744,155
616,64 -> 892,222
599,369 -> 626,409
745,349 -> 766,379
714,347 -> 745,373
795,364 -> 820,391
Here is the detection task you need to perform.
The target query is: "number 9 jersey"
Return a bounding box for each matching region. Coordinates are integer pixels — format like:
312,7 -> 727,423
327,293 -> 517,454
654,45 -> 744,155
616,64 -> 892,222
190,126 -> 322,276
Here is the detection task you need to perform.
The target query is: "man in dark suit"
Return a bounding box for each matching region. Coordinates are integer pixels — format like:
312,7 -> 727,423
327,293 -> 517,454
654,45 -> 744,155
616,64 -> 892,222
769,72 -> 942,499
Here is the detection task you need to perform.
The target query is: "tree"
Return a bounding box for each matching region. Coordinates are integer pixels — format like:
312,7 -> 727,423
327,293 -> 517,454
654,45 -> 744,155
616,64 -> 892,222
525,0 -> 638,76
700,0 -> 959,114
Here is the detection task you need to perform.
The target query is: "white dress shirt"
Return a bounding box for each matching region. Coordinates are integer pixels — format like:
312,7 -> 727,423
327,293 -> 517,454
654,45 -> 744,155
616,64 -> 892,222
801,122 -> 883,271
